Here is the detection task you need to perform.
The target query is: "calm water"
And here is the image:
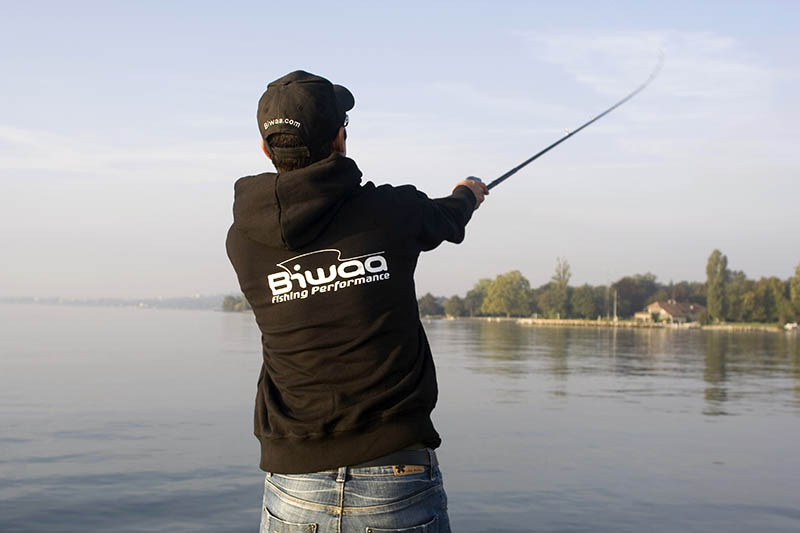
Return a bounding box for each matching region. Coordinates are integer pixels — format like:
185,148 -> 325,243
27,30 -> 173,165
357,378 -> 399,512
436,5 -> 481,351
1,303 -> 799,532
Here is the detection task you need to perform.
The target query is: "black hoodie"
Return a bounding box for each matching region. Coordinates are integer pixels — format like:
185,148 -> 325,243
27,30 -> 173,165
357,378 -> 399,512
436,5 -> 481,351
226,153 -> 475,473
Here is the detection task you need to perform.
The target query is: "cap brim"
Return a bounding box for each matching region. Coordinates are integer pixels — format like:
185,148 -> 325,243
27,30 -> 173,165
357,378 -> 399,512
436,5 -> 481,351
333,84 -> 355,112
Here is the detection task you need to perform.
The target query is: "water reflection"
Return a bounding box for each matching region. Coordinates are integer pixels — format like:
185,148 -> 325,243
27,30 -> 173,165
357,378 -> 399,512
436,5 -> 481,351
703,332 -> 729,415
449,320 -> 800,416
791,336 -> 800,406
464,320 -> 538,377
701,330 -> 800,415
538,327 -> 570,379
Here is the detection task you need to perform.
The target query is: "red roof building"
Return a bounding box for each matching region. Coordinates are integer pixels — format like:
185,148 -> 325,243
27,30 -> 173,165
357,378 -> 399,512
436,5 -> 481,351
634,300 -> 706,323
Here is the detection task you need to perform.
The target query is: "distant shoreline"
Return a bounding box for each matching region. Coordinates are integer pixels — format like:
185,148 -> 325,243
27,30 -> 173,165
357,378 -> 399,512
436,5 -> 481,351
422,315 -> 788,333
5,299 -> 788,333
0,297 -> 223,311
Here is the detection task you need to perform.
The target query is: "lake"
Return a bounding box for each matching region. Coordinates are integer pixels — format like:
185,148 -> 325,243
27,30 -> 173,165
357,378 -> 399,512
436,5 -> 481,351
1,303 -> 799,532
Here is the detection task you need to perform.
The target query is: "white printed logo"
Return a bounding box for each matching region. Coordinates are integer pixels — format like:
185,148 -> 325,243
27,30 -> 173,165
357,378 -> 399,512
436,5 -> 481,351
263,118 -> 301,130
267,249 -> 390,304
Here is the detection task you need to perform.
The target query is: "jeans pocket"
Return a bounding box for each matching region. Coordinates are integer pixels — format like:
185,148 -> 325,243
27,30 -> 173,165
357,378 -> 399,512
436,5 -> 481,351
366,515 -> 438,533
261,505 -> 318,533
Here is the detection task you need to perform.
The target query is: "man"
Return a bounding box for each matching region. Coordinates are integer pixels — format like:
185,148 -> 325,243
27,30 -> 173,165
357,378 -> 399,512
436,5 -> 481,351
226,70 -> 487,533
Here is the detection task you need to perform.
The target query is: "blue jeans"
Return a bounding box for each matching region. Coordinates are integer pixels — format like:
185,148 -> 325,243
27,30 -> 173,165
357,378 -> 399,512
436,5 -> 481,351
260,450 -> 450,532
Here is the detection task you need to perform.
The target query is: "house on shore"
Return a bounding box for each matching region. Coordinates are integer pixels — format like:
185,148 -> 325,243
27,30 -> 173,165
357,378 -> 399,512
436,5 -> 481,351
634,300 -> 706,324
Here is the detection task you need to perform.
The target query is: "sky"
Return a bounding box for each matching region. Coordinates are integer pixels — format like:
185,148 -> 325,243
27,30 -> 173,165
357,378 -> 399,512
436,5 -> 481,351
1,1 -> 798,299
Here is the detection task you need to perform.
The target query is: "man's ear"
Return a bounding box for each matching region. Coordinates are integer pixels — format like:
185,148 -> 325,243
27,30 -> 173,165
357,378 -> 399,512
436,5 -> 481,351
332,127 -> 346,156
261,139 -> 271,159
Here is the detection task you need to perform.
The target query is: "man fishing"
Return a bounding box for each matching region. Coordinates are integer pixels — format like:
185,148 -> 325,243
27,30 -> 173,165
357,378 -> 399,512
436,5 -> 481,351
226,70 -> 487,533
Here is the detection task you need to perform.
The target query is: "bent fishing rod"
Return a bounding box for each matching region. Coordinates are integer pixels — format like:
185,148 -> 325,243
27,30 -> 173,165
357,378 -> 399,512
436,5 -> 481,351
470,54 -> 664,191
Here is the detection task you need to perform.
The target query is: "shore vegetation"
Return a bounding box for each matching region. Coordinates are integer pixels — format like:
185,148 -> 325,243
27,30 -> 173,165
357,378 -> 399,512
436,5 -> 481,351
418,251 -> 800,329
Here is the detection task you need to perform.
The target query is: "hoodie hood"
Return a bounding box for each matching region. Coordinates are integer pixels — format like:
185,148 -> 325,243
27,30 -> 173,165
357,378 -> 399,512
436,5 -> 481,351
232,153 -> 363,249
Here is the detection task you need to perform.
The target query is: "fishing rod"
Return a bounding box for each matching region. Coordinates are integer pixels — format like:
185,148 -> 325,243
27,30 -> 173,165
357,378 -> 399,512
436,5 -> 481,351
471,54 -> 664,191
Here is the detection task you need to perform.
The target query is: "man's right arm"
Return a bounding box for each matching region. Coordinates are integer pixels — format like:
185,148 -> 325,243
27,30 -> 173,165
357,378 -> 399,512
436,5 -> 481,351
393,179 -> 488,252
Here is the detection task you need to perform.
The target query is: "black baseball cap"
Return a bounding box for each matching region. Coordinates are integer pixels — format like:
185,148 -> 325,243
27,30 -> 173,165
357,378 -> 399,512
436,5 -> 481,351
257,70 -> 354,158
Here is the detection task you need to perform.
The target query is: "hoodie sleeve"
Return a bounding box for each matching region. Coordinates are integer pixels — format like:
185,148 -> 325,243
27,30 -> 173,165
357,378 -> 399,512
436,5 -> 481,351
392,184 -> 477,252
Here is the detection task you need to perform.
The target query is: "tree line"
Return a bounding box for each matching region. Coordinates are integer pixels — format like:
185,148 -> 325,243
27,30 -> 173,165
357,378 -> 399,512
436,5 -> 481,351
222,294 -> 251,312
418,251 -> 800,326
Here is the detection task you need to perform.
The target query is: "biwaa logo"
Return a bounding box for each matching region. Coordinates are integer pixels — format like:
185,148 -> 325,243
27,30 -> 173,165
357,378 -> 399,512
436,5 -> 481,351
263,118 -> 301,130
268,249 -> 390,304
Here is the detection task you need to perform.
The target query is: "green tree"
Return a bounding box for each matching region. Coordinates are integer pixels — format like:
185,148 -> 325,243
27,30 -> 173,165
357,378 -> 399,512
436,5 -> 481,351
649,286 -> 671,305
417,293 -> 444,316
747,277 -> 781,323
526,286 -> 541,316
687,281 -> 707,306
537,283 -> 558,318
594,285 -> 610,319
571,284 -> 596,319
740,285 -> 758,322
769,277 -> 793,326
669,281 -> 692,302
222,294 -> 251,312
222,295 -> 238,312
481,270 -> 531,318
706,249 -> 729,322
725,270 -> 752,322
612,273 -> 658,318
464,278 -> 491,317
791,262 -> 800,320
443,295 -> 467,317
540,257 -> 571,318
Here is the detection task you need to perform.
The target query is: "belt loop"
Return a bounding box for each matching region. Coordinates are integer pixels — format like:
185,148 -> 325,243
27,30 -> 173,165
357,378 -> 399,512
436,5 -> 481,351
266,471 -> 272,478
427,449 -> 436,481
336,466 -> 347,483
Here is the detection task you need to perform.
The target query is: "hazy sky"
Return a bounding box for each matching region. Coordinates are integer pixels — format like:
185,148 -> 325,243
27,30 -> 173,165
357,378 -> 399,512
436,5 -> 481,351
1,1 -> 798,299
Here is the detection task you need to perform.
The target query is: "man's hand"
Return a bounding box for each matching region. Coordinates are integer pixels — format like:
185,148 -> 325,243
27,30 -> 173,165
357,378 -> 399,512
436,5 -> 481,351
454,177 -> 489,210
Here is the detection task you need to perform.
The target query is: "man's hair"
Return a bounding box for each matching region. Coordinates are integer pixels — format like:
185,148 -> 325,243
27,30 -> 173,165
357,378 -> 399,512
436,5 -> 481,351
267,133 -> 333,173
